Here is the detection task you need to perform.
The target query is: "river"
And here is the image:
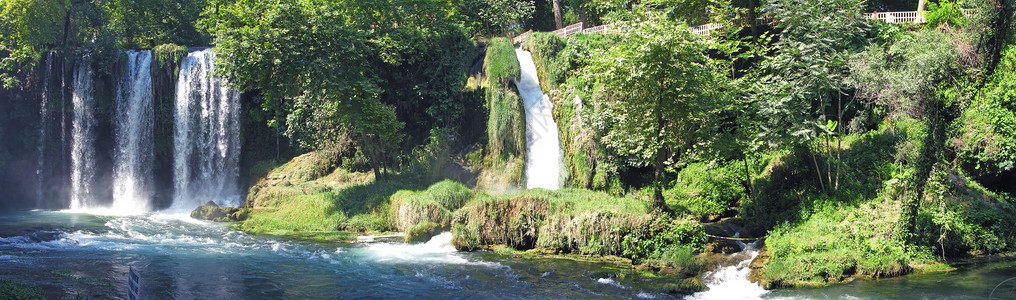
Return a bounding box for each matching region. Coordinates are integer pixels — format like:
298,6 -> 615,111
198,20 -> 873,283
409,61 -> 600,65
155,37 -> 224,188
1,210 -> 1013,299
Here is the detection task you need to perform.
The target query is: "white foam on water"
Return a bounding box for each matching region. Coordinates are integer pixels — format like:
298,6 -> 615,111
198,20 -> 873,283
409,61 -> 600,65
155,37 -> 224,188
363,232 -> 498,267
58,207 -> 147,216
356,233 -> 404,243
596,277 -> 630,289
687,247 -> 769,300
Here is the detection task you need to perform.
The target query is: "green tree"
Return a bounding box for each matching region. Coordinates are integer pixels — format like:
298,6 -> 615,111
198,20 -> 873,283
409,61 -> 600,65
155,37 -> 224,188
99,0 -> 210,48
202,0 -> 392,176
0,0 -> 67,89
460,0 -> 535,37
588,16 -> 729,211
757,0 -> 867,193
203,0 -> 472,176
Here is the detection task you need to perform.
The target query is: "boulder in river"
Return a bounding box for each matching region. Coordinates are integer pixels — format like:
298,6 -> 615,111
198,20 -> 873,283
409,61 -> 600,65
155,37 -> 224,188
190,201 -> 246,222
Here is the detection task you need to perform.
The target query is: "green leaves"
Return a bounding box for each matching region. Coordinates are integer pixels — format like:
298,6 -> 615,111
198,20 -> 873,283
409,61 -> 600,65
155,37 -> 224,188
460,0 -> 535,37
756,0 -> 866,147
204,0 -> 474,174
589,16 -> 728,168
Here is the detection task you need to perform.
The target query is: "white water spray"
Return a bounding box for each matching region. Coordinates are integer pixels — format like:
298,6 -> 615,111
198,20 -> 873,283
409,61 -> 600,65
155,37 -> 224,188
111,50 -> 155,214
514,49 -> 562,190
688,238 -> 768,300
36,52 -> 53,207
70,62 -> 97,210
172,48 -> 241,211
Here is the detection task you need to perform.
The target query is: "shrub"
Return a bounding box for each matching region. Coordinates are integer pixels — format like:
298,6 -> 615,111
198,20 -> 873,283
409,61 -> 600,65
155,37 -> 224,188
522,32 -> 565,90
925,0 -> 968,28
622,216 -> 706,262
405,221 -> 442,243
484,37 -> 521,85
425,180 -> 472,211
153,43 -> 188,67
665,162 -> 747,219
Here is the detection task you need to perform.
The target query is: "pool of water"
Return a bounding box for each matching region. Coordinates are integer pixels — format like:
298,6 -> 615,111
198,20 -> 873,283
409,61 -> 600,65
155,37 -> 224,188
2,210 -> 1014,299
0,210 -> 679,299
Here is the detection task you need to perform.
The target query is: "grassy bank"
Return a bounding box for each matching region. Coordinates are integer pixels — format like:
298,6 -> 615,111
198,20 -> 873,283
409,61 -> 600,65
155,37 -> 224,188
450,188 -> 709,292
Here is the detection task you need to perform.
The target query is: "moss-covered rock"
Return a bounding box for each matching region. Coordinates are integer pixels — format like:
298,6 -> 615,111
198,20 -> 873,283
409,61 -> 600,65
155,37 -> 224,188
190,201 -> 243,222
661,278 -> 706,294
405,221 -> 442,243
452,195 -> 550,250
390,180 -> 473,232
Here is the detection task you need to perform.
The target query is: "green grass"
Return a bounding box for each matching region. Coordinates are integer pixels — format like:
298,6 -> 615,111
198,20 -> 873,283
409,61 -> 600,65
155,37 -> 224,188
761,201 -> 917,288
241,192 -> 346,233
242,152 -> 477,242
405,221 -> 442,243
484,37 -> 521,84
451,188 -> 704,265
481,37 -> 526,191
0,279 -> 45,300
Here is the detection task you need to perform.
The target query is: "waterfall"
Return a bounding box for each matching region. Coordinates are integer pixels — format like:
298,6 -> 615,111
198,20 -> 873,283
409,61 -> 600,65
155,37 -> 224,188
172,48 -> 241,210
70,61 -> 97,210
36,52 -> 53,207
514,49 -> 562,190
687,238 -> 769,300
111,50 -> 154,213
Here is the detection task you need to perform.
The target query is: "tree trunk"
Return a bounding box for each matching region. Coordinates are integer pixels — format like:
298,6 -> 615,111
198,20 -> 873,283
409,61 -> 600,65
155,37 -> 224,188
749,0 -> 759,41
652,97 -> 672,214
742,149 -> 753,201
578,6 -> 587,26
810,145 -> 826,193
824,133 -> 832,189
553,0 -> 563,29
917,0 -> 927,12
907,101 -> 943,239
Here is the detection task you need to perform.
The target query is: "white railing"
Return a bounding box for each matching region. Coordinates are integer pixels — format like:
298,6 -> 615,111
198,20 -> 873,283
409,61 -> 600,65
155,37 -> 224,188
512,30 -> 533,44
582,24 -> 612,35
690,23 -> 722,35
870,9 -> 976,23
516,8 -> 979,43
870,11 -> 923,23
514,21 -> 716,43
551,22 -> 585,38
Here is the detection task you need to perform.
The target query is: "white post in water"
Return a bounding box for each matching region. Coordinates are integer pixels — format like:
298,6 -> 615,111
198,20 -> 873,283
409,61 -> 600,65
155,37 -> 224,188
514,49 -> 562,190
128,266 -> 140,300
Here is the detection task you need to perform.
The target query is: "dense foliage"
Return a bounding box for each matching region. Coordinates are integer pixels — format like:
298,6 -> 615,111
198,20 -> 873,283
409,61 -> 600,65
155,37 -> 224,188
5,0 -> 1016,291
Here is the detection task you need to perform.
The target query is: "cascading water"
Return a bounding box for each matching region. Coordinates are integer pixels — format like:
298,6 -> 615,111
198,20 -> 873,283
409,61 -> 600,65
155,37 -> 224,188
70,61 -> 97,210
687,237 -> 769,300
172,48 -> 241,210
111,50 -> 155,213
36,52 -> 53,207
514,49 -> 562,190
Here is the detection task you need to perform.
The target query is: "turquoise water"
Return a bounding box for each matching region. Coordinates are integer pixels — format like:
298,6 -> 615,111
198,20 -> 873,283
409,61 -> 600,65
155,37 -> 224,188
0,210 -> 677,299
1,210 -> 1014,299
